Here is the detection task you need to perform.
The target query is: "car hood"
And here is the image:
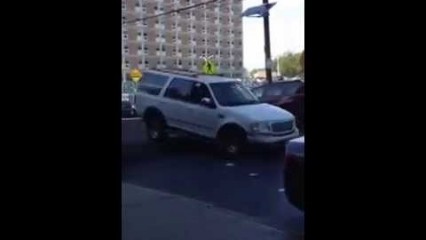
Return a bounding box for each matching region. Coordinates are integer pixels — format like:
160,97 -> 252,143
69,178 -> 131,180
228,103 -> 294,122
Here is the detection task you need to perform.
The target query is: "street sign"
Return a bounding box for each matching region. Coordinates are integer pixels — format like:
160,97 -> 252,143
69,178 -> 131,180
130,69 -> 143,83
241,2 -> 277,17
202,59 -> 218,75
265,59 -> 273,69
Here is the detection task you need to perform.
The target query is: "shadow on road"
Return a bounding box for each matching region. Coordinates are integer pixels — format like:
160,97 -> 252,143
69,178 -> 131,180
122,137 -> 286,163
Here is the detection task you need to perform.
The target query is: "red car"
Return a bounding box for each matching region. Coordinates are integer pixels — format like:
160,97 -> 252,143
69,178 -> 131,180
252,80 -> 304,133
284,136 -> 304,211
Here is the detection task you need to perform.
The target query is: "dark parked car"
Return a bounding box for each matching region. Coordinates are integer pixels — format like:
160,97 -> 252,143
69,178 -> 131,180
122,81 -> 137,118
122,96 -> 136,118
284,136 -> 304,211
252,80 -> 304,133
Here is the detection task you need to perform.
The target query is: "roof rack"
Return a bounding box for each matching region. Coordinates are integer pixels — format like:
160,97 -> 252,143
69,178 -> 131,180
148,68 -> 199,77
148,68 -> 226,78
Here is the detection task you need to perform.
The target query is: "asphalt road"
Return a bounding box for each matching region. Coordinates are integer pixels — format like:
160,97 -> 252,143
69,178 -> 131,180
122,118 -> 304,237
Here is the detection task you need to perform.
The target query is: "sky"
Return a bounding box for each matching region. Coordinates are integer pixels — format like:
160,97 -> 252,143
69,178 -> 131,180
242,0 -> 304,71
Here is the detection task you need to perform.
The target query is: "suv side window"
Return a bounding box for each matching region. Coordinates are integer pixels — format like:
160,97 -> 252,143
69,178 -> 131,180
190,82 -> 213,105
252,87 -> 265,98
137,72 -> 169,95
164,77 -> 194,102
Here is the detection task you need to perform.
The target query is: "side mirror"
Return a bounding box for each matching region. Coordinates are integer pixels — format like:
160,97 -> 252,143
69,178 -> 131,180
201,97 -> 215,108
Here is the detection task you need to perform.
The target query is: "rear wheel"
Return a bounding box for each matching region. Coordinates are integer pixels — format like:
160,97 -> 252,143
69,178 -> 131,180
145,114 -> 167,142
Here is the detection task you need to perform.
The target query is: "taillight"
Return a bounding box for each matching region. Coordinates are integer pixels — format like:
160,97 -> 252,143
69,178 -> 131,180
284,153 -> 304,169
278,96 -> 293,105
284,153 -> 296,166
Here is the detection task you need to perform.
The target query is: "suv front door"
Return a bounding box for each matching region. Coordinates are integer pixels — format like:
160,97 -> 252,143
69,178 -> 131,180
187,82 -> 220,138
162,77 -> 195,132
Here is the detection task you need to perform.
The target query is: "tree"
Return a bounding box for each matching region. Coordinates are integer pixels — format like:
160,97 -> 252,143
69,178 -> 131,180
277,52 -> 303,77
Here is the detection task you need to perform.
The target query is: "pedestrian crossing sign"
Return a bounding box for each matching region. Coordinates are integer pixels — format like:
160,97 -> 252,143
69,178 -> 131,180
202,59 -> 218,75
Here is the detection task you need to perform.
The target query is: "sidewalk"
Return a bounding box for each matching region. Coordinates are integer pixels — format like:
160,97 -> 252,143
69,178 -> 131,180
122,183 -> 294,240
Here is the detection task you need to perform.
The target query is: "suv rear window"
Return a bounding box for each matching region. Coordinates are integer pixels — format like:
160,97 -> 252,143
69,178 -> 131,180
258,82 -> 303,98
137,72 -> 170,95
275,82 -> 303,95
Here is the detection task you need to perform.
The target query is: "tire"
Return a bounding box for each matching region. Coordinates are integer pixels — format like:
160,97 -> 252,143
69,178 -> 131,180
145,114 -> 167,142
217,127 -> 247,159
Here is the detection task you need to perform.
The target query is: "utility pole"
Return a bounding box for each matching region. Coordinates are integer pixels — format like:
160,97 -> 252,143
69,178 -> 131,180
263,0 -> 272,84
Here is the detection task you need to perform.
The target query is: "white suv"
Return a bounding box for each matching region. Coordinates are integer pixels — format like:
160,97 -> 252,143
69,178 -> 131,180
134,69 -> 299,156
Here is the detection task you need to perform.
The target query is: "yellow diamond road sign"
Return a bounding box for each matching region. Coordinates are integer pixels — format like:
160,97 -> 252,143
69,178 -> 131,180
130,69 -> 143,83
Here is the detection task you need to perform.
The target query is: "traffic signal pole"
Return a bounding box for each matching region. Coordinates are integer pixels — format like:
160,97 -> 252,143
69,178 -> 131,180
263,0 -> 272,84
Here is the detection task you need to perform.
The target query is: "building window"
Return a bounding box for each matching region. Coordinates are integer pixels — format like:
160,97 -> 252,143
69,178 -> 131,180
145,60 -> 149,65
135,2 -> 140,7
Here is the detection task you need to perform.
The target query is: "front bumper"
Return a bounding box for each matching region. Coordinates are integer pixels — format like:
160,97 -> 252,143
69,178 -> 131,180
247,129 -> 300,144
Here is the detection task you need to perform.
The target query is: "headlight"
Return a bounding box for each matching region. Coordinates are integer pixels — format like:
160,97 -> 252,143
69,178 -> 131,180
251,122 -> 272,133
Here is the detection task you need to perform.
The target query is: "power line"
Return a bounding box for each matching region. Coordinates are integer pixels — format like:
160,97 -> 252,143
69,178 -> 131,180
126,0 -> 231,24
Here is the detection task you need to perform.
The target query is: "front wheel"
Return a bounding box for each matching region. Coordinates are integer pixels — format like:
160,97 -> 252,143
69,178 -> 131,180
217,129 -> 246,159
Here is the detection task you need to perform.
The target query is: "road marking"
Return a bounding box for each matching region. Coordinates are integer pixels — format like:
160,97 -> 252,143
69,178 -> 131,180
278,188 -> 285,192
249,173 -> 259,177
225,162 -> 235,167
122,117 -> 142,121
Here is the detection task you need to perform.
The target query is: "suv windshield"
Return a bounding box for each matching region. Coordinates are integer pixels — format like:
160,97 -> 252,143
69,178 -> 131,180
210,82 -> 259,106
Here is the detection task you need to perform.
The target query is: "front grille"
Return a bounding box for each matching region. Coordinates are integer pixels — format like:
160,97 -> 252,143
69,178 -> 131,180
271,121 -> 294,132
